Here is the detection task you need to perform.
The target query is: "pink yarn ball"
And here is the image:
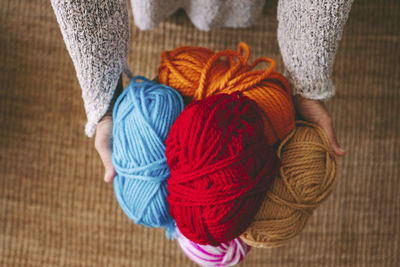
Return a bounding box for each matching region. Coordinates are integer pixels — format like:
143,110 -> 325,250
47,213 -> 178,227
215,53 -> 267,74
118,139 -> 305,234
176,228 -> 251,266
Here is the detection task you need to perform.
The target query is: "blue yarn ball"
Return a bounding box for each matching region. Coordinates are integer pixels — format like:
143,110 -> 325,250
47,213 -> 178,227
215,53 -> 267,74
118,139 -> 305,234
112,76 -> 184,235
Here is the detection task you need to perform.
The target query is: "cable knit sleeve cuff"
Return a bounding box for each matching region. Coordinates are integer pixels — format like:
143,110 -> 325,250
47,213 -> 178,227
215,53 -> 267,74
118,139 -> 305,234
84,76 -> 120,137
85,118 -> 99,138
283,68 -> 335,101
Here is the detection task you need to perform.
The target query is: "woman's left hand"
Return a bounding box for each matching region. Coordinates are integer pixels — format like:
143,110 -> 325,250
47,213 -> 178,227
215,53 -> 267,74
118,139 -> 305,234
293,95 -> 346,157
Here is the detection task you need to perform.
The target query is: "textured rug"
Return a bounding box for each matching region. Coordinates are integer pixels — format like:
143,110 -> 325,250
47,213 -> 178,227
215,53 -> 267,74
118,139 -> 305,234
0,0 -> 399,266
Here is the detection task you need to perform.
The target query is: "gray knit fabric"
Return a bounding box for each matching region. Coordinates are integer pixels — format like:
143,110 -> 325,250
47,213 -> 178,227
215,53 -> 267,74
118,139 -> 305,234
278,0 -> 354,100
51,0 -> 130,136
50,0 -> 353,137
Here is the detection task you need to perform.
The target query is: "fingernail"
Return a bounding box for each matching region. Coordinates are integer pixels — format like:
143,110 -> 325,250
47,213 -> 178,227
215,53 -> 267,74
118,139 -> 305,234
104,171 -> 111,182
336,147 -> 346,156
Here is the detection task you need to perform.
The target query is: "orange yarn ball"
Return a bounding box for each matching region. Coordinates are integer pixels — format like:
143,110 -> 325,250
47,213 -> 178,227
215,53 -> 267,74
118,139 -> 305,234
159,42 -> 295,145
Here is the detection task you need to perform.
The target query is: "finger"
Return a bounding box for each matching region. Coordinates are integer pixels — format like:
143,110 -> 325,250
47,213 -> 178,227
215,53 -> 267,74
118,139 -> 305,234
95,143 -> 115,182
105,169 -> 116,183
95,126 -> 116,182
318,118 -> 346,157
96,139 -> 116,182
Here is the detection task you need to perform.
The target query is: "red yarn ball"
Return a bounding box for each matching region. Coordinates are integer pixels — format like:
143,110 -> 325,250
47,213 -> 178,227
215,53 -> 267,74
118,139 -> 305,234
166,93 -> 280,245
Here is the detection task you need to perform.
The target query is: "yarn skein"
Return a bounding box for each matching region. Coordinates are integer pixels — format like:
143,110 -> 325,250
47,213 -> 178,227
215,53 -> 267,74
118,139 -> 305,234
112,76 -> 184,236
159,42 -> 295,145
166,92 -> 281,245
240,121 -> 337,248
176,227 -> 251,267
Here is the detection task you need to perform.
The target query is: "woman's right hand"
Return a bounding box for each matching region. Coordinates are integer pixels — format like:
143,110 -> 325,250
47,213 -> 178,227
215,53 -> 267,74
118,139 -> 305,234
95,114 -> 116,182
95,76 -> 124,182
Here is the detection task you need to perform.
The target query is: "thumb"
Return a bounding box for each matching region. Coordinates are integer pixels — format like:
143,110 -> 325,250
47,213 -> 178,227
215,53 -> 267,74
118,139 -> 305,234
95,118 -> 116,182
318,118 -> 346,157
100,149 -> 116,183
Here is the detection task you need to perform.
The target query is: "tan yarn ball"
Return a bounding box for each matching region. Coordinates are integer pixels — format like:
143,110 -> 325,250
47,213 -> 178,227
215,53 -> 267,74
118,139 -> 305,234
240,121 -> 337,248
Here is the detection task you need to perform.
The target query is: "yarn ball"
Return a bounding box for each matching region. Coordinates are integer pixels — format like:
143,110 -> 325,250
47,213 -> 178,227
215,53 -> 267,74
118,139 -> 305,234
240,121 -> 337,248
112,76 -> 184,235
159,42 -> 295,145
166,92 -> 281,245
176,227 -> 251,267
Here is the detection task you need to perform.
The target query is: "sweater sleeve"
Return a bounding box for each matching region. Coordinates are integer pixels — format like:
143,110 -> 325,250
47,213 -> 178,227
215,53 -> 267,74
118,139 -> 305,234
277,0 -> 354,100
50,0 -> 130,137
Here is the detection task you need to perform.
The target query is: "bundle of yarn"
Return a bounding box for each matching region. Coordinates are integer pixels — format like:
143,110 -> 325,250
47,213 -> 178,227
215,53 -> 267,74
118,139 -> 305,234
166,92 -> 280,245
176,227 -> 251,267
240,121 -> 337,248
159,42 -> 295,145
112,76 -> 184,235
111,44 -> 331,266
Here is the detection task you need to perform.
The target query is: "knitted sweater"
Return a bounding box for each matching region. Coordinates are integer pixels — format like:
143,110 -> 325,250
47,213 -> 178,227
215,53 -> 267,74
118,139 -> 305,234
50,0 -> 354,137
